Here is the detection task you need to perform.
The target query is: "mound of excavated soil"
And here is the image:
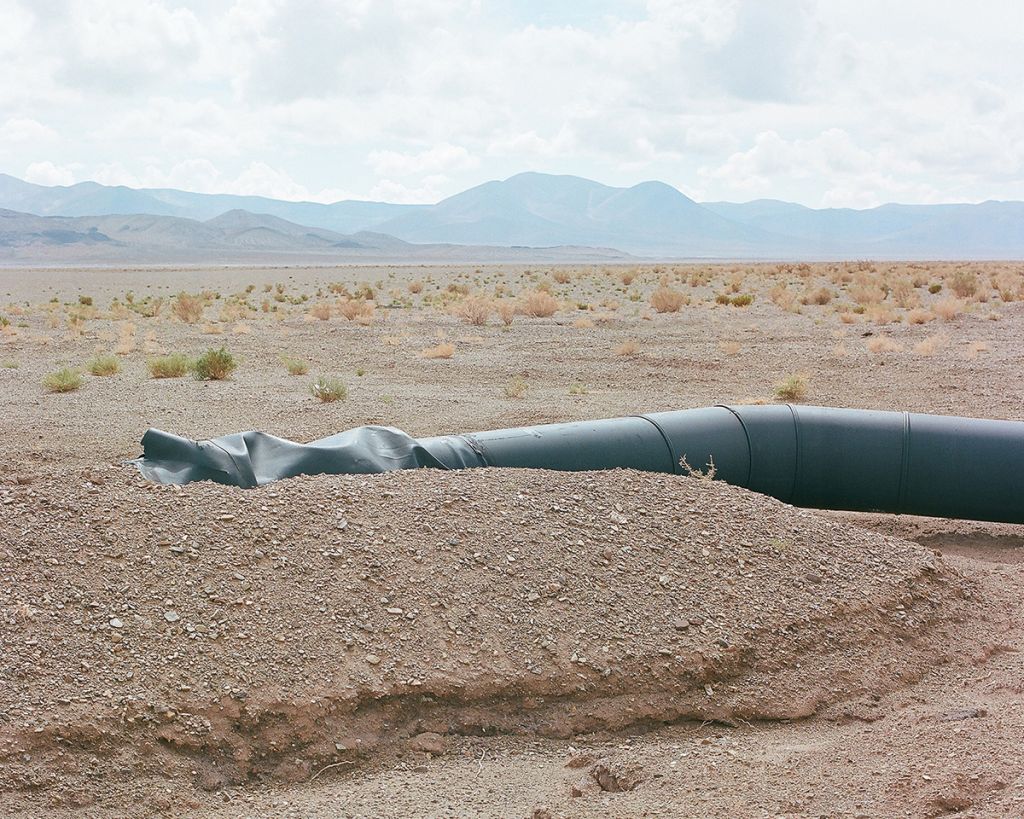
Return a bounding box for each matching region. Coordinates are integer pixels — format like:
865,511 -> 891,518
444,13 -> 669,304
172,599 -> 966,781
0,466 -> 970,804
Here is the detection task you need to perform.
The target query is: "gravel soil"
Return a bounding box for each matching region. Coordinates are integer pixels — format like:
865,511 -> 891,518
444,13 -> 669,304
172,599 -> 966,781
1,261 -> 1023,817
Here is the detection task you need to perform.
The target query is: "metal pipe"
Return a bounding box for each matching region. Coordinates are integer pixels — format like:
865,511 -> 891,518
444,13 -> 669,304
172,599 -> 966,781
133,405 -> 1024,524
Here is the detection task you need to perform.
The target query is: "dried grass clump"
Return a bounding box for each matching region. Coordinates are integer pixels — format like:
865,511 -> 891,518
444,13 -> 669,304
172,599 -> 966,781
201,322 -> 224,335
552,270 -> 571,284
966,341 -> 990,359
407,280 -> 424,294
864,306 -> 899,324
148,354 -> 190,378
650,287 -> 687,313
453,295 -> 493,326
866,335 -> 902,353
172,292 -> 205,324
906,308 -> 934,325
614,340 -> 639,357
421,342 -> 455,359
283,357 -> 309,375
519,290 -> 559,318
719,341 -> 741,356
729,294 -> 754,307
572,317 -> 595,329
87,355 -> 120,376
619,270 -> 636,285
43,367 -> 83,393
774,374 -> 807,402
115,322 -> 137,355
933,297 -> 964,321
504,376 -> 528,398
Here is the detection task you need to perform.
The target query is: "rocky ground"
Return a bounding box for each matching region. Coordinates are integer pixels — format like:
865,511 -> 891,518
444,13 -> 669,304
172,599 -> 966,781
1,261 -> 1023,817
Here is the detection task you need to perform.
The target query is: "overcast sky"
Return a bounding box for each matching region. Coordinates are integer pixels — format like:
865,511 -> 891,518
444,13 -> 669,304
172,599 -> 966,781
2,0 -> 1022,207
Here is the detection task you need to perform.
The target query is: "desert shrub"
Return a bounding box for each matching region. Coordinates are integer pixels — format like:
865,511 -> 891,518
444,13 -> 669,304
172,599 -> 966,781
201,322 -> 224,335
906,308 -> 934,325
308,302 -> 332,321
928,283 -> 942,294
866,335 -> 902,353
172,292 -> 204,324
421,342 -> 455,359
568,382 -> 589,395
714,293 -> 731,305
552,270 -> 571,284
993,273 -> 1019,302
913,335 -> 944,356
950,270 -> 977,298
338,299 -> 374,321
453,295 -> 493,326
408,280 -> 424,294
191,347 -> 237,381
43,367 -> 82,393
572,317 -> 595,329
774,374 -> 807,402
310,376 -> 347,402
650,287 -> 687,313
78,295 -> 93,306
619,270 -> 636,285
0,315 -> 9,327
283,357 -> 309,375
87,354 -> 120,376
800,287 -> 833,306
504,376 -> 528,398
729,294 -> 754,307
519,290 -> 559,317
496,301 -> 515,326
615,340 -> 639,356
148,354 -> 190,378
933,297 -> 964,320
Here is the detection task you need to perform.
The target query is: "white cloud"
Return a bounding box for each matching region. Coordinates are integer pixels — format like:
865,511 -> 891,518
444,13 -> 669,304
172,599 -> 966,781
2,1 -> 1024,206
367,144 -> 479,177
0,117 -> 58,145
24,161 -> 76,186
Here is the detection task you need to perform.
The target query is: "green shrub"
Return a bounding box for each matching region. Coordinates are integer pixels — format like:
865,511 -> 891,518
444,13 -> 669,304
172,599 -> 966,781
729,294 -> 754,307
87,354 -> 120,376
192,347 -> 236,381
928,283 -> 942,294
311,376 -> 347,402
78,295 -> 93,306
147,353 -> 190,379
43,367 -> 83,393
775,374 -> 808,402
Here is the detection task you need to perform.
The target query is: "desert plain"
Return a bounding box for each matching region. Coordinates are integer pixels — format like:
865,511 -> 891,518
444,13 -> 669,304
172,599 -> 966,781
1,260 -> 1023,817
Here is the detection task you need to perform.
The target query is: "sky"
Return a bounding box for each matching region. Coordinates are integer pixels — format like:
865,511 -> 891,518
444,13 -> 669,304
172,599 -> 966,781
1,0 -> 1023,208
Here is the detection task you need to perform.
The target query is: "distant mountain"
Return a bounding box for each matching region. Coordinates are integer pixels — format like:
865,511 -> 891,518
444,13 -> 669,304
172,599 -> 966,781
3,170 -> 1024,258
0,207 -> 628,264
375,172 -> 773,255
0,174 -> 421,233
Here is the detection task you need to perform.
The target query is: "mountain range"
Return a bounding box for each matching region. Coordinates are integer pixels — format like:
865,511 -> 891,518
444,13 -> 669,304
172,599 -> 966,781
2,171 -> 1023,261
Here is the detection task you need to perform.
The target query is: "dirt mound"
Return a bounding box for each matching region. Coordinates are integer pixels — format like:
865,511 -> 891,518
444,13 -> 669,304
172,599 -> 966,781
0,466 -> 971,806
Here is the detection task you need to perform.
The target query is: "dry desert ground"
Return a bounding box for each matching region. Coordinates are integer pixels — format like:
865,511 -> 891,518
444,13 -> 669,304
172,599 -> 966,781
2,260 -> 1024,818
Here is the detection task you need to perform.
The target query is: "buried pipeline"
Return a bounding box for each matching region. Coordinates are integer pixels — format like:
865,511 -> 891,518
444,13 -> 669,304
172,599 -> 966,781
133,404 -> 1024,524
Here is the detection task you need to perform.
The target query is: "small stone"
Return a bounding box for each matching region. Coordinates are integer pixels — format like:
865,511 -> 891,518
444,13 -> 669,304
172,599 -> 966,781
408,731 -> 446,755
672,619 -> 689,631
163,610 -> 180,623
365,654 -> 381,665
109,618 -> 123,629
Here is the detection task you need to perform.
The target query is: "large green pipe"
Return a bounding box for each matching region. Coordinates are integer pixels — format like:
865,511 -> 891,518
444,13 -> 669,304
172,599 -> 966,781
134,405 -> 1024,524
